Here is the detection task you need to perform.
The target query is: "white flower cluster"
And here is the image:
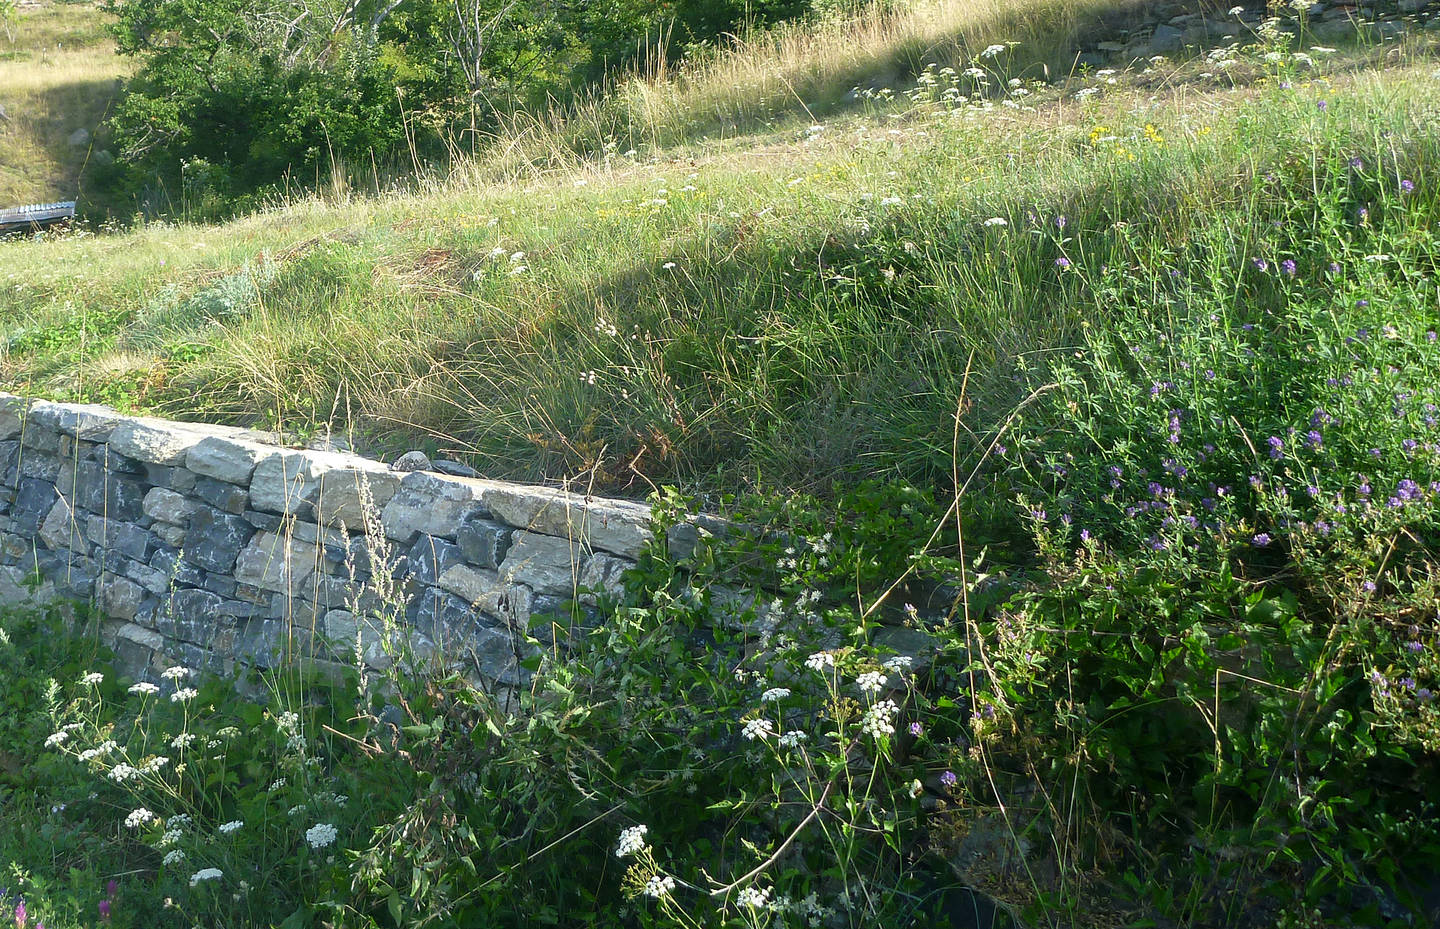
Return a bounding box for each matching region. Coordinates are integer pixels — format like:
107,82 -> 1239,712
855,671 -> 887,694
189,868 -> 223,887
79,740 -> 118,762
108,763 -> 141,782
129,682 -> 159,696
616,824 -> 648,858
171,733 -> 197,749
170,687 -> 198,703
738,886 -> 771,908
741,718 -> 774,741
158,828 -> 185,849
44,730 -> 69,748
882,655 -> 912,672
759,687 -> 790,703
306,822 -> 338,849
80,672 -> 105,685
643,874 -> 676,898
778,730 -> 809,749
161,666 -> 192,681
125,808 -> 157,828
218,820 -> 243,835
140,756 -> 170,774
804,651 -> 835,672
162,849 -> 187,867
860,700 -> 900,739
276,710 -> 300,733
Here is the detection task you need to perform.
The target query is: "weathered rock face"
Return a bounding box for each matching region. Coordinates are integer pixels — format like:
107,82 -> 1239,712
0,392 -> 679,692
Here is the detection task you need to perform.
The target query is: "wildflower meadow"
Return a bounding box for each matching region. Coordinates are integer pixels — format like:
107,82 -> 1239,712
3,1 -> 1440,927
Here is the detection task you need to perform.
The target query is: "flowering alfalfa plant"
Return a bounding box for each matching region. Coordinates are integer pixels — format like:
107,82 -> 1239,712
41,664 -> 365,929
977,128 -> 1440,916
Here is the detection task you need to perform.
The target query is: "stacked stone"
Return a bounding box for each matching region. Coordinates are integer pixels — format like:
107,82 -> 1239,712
1087,0 -> 1440,63
0,393 -> 665,692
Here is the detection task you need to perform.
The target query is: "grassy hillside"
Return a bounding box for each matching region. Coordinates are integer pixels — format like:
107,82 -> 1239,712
3,3 -> 1438,494
0,0 -> 126,212
4,4 -> 1440,928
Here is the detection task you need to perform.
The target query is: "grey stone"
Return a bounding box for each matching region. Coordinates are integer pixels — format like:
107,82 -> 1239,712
406,534 -> 466,586
12,477 -> 56,533
150,546 -> 207,589
184,506 -> 256,574
126,557 -> 174,595
67,127 -> 90,147
431,459 -> 480,478
72,461 -> 146,521
390,450 -> 432,472
202,573 -> 238,598
136,458 -> 168,482
456,513 -> 511,568
154,522 -> 187,547
1150,23 -> 1183,50
244,509 -> 284,532
53,556 -> 101,598
25,399 -> 123,441
109,420 -> 203,465
157,588 -> 226,643
170,468 -> 197,494
381,472 -> 485,543
143,487 -> 197,525
1374,19 -> 1405,38
19,453 -> 61,482
578,553 -> 630,601
84,519 -> 157,562
192,477 -> 249,515
249,450 -> 320,515
233,531 -> 321,593
19,426 -> 60,454
437,563 -> 505,610
314,465 -> 400,530
498,531 -> 584,596
480,483 -> 654,559
186,436 -> 267,485
39,497 -> 85,553
233,618 -> 311,667
97,574 -> 145,621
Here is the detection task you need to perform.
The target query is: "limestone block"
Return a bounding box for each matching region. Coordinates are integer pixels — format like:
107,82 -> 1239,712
480,483 -> 653,558
234,531 -> 321,593
380,472 -> 485,542
39,497 -> 85,553
184,506 -> 256,574
12,477 -> 57,534
497,531 -> 585,596
192,477 -> 249,515
71,461 -> 146,521
406,534 -> 466,586
154,522 -> 187,547
25,399 -> 127,442
143,487 -> 197,525
316,465 -> 401,530
186,436 -> 267,485
578,552 -> 631,601
455,513 -> 511,568
97,574 -> 145,621
109,420 -> 207,466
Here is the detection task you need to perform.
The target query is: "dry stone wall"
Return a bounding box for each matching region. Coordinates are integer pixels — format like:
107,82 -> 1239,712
0,393 -> 691,690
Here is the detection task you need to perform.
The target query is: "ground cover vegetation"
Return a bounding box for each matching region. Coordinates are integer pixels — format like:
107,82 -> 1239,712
2,0 -> 1440,926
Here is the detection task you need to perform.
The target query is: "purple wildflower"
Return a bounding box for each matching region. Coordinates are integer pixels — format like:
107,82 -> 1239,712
1054,256 -> 1071,269
1252,257 -> 1269,272
1401,179 -> 1414,193
1281,259 -> 1297,277
1349,157 -> 1364,170
909,721 -> 924,737
1267,436 -> 1284,459
940,770 -> 958,787
1252,533 -> 1272,547
1316,100 -> 1327,112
